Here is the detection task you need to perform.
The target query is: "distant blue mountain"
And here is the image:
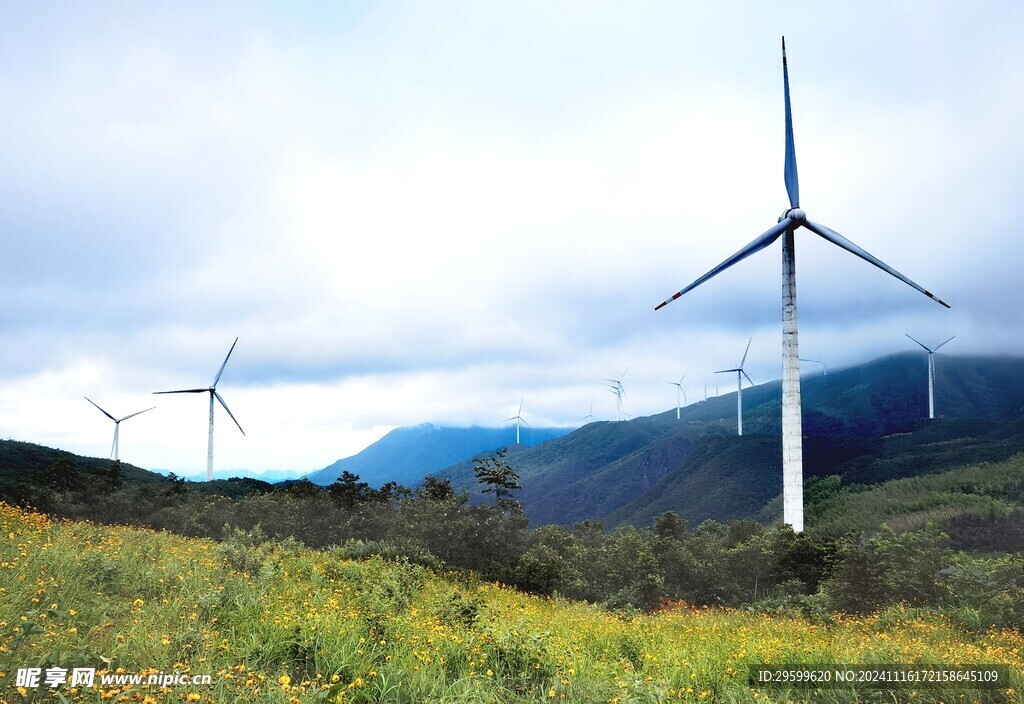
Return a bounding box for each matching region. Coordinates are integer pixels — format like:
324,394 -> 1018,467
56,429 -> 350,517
305,423 -> 572,488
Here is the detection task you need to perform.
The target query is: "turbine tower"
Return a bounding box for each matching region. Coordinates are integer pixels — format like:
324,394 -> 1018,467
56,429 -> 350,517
602,369 -> 628,421
504,397 -> 530,444
654,38 -> 949,533
714,339 -> 753,436
906,334 -> 956,419
666,371 -> 688,419
154,337 -> 245,481
84,397 -> 155,461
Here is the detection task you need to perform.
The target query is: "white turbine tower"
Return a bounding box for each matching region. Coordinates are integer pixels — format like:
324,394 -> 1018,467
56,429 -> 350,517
654,38 -> 949,533
602,369 -> 628,421
504,397 -> 529,445
714,339 -> 754,436
154,337 -> 245,481
84,397 -> 155,461
666,371 -> 688,419
906,334 -> 956,419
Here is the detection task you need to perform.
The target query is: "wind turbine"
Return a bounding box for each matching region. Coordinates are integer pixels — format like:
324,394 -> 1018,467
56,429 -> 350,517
580,399 -> 596,424
715,339 -> 754,436
602,369 -> 628,421
84,397 -> 155,461
504,397 -> 529,444
654,38 -> 949,533
906,334 -> 956,419
666,372 -> 688,419
154,338 -> 245,481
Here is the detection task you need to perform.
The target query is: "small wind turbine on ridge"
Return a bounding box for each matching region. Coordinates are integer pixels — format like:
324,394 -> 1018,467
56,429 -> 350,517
504,397 -> 529,444
653,38 -> 949,532
580,399 -> 596,424
602,369 -> 628,421
715,339 -> 754,436
666,371 -> 688,419
906,334 -> 956,419
154,337 -> 245,481
84,397 -> 156,461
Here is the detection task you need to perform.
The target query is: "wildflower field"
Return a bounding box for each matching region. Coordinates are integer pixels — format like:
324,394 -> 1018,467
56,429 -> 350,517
1,502 -> 1021,703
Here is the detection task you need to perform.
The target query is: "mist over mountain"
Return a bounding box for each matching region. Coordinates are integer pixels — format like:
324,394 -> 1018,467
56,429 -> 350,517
305,423 -> 572,488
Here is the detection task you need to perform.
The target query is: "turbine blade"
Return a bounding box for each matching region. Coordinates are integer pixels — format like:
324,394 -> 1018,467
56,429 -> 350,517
503,416 -> 518,423
804,219 -> 950,307
714,368 -> 740,374
782,36 -> 799,208
740,337 -> 752,367
680,371 -> 687,382
933,335 -> 957,352
212,337 -> 239,388
84,396 -> 116,421
655,219 -> 791,310
119,406 -> 156,422
521,418 -> 531,427
743,370 -> 754,387
905,333 -> 931,353
153,388 -> 208,394
213,390 -> 245,436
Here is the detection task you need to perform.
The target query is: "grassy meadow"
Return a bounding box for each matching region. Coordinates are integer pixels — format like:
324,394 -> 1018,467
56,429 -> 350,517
2,501 -> 1022,703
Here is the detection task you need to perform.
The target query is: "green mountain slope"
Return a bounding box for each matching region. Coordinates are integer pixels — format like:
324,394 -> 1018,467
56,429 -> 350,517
439,354 -> 1024,527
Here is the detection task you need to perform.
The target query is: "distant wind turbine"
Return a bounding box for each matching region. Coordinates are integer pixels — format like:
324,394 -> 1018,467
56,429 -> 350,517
602,369 -> 628,421
654,38 -> 949,532
666,372 -> 688,419
504,397 -> 530,444
906,334 -> 956,419
154,337 -> 245,481
580,399 -> 596,424
715,339 -> 754,436
84,397 -> 155,461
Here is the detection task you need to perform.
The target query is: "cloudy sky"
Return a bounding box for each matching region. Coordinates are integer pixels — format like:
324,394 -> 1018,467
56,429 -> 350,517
2,1 -> 1021,476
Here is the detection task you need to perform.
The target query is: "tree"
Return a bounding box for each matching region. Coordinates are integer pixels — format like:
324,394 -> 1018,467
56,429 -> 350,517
36,457 -> 85,493
472,450 -> 521,510
328,471 -> 373,508
418,475 -> 455,501
106,460 -> 123,489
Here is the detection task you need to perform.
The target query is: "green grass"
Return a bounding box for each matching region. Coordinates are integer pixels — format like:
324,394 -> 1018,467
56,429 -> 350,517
2,502 -> 1023,703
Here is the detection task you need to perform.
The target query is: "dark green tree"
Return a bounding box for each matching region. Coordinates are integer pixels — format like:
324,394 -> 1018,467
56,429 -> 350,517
418,475 -> 455,501
36,457 -> 85,493
328,471 -> 373,508
106,460 -> 123,489
472,450 -> 521,510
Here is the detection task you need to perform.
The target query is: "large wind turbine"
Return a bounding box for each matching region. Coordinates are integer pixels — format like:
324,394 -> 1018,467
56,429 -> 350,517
906,334 -> 956,419
714,339 -> 753,436
154,338 -> 245,481
504,397 -> 529,444
602,369 -> 628,421
666,371 -> 688,419
654,38 -> 949,532
84,397 -> 155,461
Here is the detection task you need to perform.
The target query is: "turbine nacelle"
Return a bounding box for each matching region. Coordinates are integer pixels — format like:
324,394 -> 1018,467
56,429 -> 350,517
781,207 -> 806,224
